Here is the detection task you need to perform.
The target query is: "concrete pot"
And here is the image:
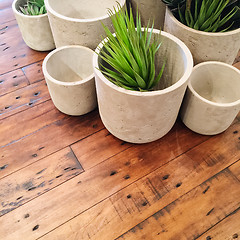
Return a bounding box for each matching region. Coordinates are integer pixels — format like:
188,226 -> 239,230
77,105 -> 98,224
164,8 -> 240,65
93,30 -> 193,143
45,0 -> 126,49
128,0 -> 166,30
42,46 -> 97,116
180,62 -> 240,135
12,0 -> 55,51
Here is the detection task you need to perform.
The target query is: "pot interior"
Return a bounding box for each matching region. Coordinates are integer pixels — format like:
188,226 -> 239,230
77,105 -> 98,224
14,0 -> 28,11
190,63 -> 240,104
98,31 -> 189,91
46,47 -> 94,83
47,0 -> 121,19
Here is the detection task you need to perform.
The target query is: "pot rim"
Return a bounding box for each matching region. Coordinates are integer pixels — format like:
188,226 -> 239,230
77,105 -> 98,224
93,29 -> 193,96
188,61 -> 240,107
45,0 -> 125,22
42,45 -> 95,86
12,0 -> 48,18
166,7 -> 240,36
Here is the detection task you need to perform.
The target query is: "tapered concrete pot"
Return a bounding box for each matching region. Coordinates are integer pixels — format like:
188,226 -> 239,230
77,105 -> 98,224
180,62 -> 240,135
45,0 -> 126,49
42,46 -> 97,116
128,0 -> 166,29
12,0 -> 55,51
93,30 -> 193,143
164,8 -> 240,65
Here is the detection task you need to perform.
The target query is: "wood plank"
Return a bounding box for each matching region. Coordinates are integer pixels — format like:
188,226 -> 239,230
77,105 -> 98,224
0,0 -> 13,10
229,160 -> 240,181
116,170 -> 240,240
0,80 -> 50,120
0,147 -> 83,216
71,128 -> 133,170
197,207 -> 240,240
0,8 -> 15,24
22,60 -> 45,84
0,20 -> 47,74
0,69 -> 29,96
72,119 -> 210,171
0,100 -> 65,147
0,109 -> 103,179
40,121 -> 240,240
0,121 -> 225,239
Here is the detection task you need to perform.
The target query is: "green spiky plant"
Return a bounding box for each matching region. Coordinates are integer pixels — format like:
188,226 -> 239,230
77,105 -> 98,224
98,4 -> 166,91
19,0 -> 46,15
162,0 -> 240,32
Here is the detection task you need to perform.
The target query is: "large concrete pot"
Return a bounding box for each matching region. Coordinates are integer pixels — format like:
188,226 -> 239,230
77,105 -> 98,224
128,0 -> 166,29
42,46 -> 97,116
164,8 -> 240,65
12,0 -> 55,51
180,62 -> 240,135
45,0 -> 126,49
93,30 -> 193,143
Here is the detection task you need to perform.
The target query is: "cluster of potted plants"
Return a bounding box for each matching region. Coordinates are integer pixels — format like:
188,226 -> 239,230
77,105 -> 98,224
12,0 -> 240,143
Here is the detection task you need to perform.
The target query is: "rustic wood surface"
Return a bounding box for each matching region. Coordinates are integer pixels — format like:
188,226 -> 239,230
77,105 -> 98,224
0,0 -> 240,239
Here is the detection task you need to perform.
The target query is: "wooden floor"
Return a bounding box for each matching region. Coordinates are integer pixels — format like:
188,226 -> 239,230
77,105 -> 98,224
1,1 -> 240,239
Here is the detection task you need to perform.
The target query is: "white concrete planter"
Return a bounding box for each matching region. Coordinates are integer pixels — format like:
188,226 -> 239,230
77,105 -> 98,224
42,46 -> 97,116
45,0 -> 126,49
93,30 -> 193,143
12,0 -> 55,51
129,0 -> 166,30
180,62 -> 240,135
164,8 -> 240,65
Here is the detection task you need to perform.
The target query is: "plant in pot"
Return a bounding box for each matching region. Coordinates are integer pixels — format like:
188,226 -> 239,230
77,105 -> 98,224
162,0 -> 240,64
12,0 -> 55,51
93,4 -> 193,143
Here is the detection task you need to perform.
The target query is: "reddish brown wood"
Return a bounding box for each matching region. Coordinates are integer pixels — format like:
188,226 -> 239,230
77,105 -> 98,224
0,1 -> 240,239
0,121 -> 239,239
37,121 -> 240,240
0,147 -> 83,216
0,68 -> 29,96
0,80 -> 50,120
22,60 -> 45,84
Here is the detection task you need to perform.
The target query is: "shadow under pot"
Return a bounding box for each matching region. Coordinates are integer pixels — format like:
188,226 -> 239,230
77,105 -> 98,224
180,61 -> 240,135
45,0 -> 126,49
12,0 -> 55,51
42,45 -> 97,116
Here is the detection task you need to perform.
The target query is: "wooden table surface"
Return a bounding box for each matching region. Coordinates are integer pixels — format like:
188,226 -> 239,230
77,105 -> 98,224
1,0 -> 240,239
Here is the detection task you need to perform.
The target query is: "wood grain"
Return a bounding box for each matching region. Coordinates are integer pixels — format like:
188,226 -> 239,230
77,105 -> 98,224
0,100 -> 64,147
117,170 -> 240,240
0,69 -> 29,96
0,147 -> 83,216
0,109 -> 103,179
197,208 -> 240,240
71,128 -> 132,170
22,60 -> 45,84
0,80 -> 50,120
1,121 -> 238,239
39,121 -> 240,240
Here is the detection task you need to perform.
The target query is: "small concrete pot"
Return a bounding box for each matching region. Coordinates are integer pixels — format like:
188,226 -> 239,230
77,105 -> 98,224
12,0 -> 55,51
45,0 -> 126,49
128,0 -> 166,30
93,30 -> 193,143
42,46 -> 97,116
164,8 -> 240,65
180,62 -> 240,135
